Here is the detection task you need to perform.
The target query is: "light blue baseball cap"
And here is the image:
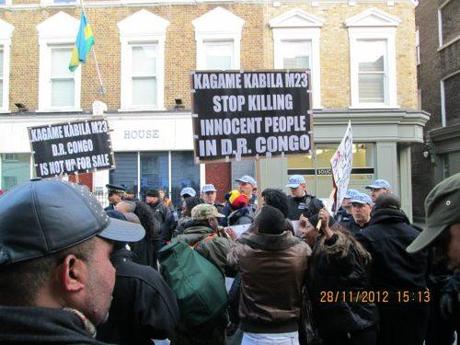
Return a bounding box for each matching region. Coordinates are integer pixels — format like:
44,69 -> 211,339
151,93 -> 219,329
235,175 -> 257,187
350,192 -> 373,205
344,189 -> 360,199
201,184 -> 217,193
366,179 -> 391,190
286,175 -> 306,188
180,187 -> 196,197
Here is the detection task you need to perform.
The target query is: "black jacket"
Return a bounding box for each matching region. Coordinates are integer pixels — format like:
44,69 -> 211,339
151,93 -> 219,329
308,231 -> 378,334
0,306 -> 107,345
287,194 -> 323,221
97,248 -> 179,345
355,208 -> 429,292
149,202 -> 176,243
227,207 -> 254,226
340,217 -> 370,236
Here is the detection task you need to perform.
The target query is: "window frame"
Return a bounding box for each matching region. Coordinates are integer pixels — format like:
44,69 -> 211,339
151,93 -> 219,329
118,10 -> 169,112
273,29 -> 322,108
0,19 -> 13,113
440,70 -> 460,128
349,28 -> 398,108
193,7 -> 244,71
39,42 -> 81,112
37,12 -> 81,112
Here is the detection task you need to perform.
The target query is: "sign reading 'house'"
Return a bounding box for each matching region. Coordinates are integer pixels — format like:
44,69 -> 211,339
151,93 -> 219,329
191,70 -> 312,162
28,119 -> 114,177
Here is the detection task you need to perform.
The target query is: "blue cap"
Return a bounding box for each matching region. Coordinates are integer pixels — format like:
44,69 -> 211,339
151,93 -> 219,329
286,175 -> 306,188
201,184 -> 217,193
366,179 -> 391,190
344,189 -> 360,199
180,187 -> 196,197
235,175 -> 257,187
350,192 -> 373,205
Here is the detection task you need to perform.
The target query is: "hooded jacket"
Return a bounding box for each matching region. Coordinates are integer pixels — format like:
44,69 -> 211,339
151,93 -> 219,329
355,207 -> 429,291
0,306 -> 108,345
227,231 -> 310,333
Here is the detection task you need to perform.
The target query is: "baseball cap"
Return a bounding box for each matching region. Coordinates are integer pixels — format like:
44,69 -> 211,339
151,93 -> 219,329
106,183 -> 126,193
344,189 -> 360,199
407,173 -> 460,253
286,175 -> 306,188
180,187 -> 196,197
350,192 -> 373,205
365,179 -> 391,190
0,179 -> 145,266
235,175 -> 257,187
191,204 -> 225,221
201,184 -> 217,193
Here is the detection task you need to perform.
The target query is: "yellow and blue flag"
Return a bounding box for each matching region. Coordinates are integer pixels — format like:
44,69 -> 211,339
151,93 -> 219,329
69,12 -> 95,72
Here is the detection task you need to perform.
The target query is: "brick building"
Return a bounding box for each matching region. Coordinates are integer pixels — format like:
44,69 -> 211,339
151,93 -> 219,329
0,0 -> 426,217
412,0 -> 460,220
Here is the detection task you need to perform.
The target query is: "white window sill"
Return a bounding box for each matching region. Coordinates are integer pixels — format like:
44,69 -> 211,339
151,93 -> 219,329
40,2 -> 77,7
36,107 -> 83,113
349,104 -> 400,109
0,109 -> 11,114
118,106 -> 165,112
438,35 -> 460,52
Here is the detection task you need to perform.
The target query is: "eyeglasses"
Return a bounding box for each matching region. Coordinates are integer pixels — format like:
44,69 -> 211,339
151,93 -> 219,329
205,191 -> 216,195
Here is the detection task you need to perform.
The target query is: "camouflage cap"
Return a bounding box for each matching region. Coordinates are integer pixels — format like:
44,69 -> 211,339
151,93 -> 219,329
191,204 -> 225,221
407,173 -> 460,253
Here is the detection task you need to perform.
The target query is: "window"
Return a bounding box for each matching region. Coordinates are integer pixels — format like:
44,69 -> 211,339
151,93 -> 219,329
204,41 -> 233,70
0,49 -> 3,109
357,40 -> 386,104
50,46 -> 75,107
193,7 -> 244,70
270,9 -> 324,108
131,45 -> 158,107
0,19 -> 13,112
37,12 -> 81,112
287,144 -> 375,198
438,0 -> 460,48
118,10 -> 169,111
0,153 -> 31,191
441,71 -> 460,127
346,9 -> 400,108
281,40 -> 311,69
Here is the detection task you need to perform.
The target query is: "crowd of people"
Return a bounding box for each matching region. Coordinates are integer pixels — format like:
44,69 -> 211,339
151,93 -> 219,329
1,173 -> 460,345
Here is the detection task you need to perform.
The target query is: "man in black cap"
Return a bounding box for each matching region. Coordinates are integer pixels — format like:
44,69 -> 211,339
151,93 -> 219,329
146,189 -> 176,246
0,179 -> 145,344
407,173 -> 460,332
105,183 -> 127,211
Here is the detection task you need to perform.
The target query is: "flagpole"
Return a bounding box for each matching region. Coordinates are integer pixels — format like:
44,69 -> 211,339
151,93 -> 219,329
79,0 -> 106,95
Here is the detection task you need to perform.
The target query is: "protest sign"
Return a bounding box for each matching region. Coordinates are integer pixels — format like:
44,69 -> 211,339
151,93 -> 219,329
28,119 -> 114,178
329,121 -> 353,214
191,70 -> 311,161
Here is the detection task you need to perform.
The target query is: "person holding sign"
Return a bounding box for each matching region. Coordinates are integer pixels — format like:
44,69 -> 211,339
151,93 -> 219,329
286,175 -> 323,221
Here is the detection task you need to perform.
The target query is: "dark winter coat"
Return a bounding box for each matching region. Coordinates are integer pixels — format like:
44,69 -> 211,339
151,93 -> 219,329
0,306 -> 108,345
354,208 -> 429,292
149,202 -> 176,243
227,207 -> 254,226
227,231 -> 310,333
340,216 -> 370,236
287,194 -> 323,221
97,248 -> 179,345
308,231 -> 379,334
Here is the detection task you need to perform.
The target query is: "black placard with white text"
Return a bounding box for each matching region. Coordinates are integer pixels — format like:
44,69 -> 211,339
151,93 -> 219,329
191,70 -> 311,161
28,119 -> 114,177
